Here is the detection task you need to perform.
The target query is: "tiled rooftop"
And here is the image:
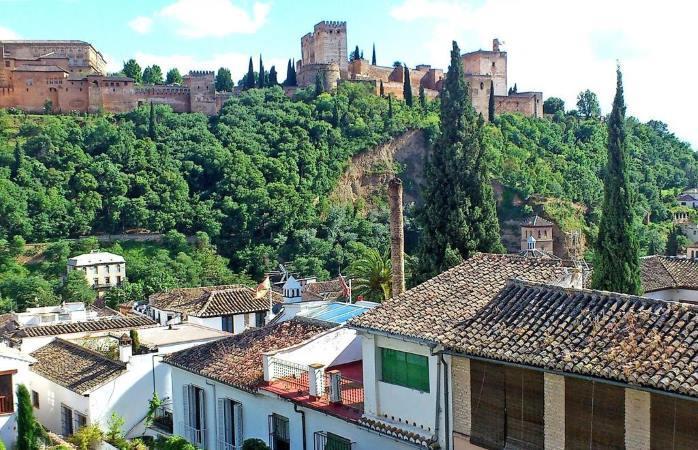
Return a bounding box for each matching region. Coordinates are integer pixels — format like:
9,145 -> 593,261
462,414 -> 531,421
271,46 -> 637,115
522,215 -> 554,227
640,256 -> 698,293
12,315 -> 156,338
149,285 -> 274,317
30,338 -> 127,395
349,253 -> 570,343
445,279 -> 698,398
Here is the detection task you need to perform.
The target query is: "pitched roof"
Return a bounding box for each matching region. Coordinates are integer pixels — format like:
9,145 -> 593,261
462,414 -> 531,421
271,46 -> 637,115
445,279 -> 698,398
349,253 -> 570,343
67,251 -> 124,266
30,339 -> 127,395
13,65 -> 68,73
677,194 -> 697,202
302,279 -> 345,301
149,285 -> 271,317
641,256 -> 698,293
164,319 -> 331,390
12,315 -> 156,338
522,215 -> 554,227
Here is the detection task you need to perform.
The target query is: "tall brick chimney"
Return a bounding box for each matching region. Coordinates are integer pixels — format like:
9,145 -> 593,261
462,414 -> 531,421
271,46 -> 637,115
388,178 -> 405,296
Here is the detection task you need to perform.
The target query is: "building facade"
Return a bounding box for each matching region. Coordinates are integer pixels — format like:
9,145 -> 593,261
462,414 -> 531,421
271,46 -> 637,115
67,251 -> 126,297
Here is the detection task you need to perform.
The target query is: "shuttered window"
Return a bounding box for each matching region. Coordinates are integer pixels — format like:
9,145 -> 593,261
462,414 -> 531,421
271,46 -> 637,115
565,378 -> 624,450
469,361 -> 544,450
380,347 -> 429,392
650,393 -> 698,450
217,398 -> 243,450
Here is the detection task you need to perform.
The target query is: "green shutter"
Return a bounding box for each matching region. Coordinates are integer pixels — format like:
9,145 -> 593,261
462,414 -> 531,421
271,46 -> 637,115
380,347 -> 429,392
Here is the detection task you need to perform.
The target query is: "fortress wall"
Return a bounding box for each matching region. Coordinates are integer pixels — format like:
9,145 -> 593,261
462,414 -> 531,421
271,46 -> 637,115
496,93 -> 543,118
136,85 -> 190,113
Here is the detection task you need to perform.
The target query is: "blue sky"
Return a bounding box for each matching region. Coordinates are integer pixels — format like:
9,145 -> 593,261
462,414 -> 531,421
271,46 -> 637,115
1,0 -> 697,147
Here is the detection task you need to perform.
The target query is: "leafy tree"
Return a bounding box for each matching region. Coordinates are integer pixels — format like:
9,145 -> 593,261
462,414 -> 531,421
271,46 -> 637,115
402,64 -> 413,107
130,329 -> 141,353
577,89 -> 601,119
245,57 -> 255,90
0,276 -> 57,312
215,68 -> 234,92
148,101 -> 156,140
418,41 -> 503,279
69,424 -> 103,450
488,80 -> 495,122
591,67 -> 641,294
122,59 -> 142,83
105,412 -> 126,446
165,68 -> 183,85
61,270 -> 95,304
543,96 -> 565,114
268,65 -> 278,86
43,99 -> 53,114
17,384 -> 39,450
242,439 -> 270,450
154,436 -> 196,450
393,61 -> 401,68
257,56 -> 265,89
349,248 -> 391,301
142,65 -> 163,85
11,141 -> 22,180
371,43 -> 377,65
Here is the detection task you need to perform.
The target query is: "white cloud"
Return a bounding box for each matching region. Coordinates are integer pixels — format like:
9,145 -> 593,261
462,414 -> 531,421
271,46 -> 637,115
0,26 -> 20,39
128,16 -> 153,34
390,0 -> 698,147
159,0 -> 270,38
134,51 -> 286,84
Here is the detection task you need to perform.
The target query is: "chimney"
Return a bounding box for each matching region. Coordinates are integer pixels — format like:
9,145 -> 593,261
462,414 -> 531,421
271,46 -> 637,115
118,333 -> 132,363
388,178 -> 405,296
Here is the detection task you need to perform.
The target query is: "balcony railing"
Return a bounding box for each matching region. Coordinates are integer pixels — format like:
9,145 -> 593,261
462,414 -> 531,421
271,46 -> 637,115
313,431 -> 353,450
151,406 -> 173,434
269,358 -> 310,395
324,372 -> 364,413
216,439 -> 241,450
180,423 -> 205,447
0,395 -> 13,414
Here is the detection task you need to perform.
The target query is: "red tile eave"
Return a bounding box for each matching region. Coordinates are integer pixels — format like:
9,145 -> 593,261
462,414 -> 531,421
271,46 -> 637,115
261,382 -> 364,422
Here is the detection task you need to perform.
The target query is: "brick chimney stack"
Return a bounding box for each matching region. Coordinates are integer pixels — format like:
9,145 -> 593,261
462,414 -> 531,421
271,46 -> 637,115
388,177 -> 405,296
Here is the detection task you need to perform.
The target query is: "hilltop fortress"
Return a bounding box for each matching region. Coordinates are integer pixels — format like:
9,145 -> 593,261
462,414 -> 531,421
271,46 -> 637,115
0,22 -> 541,118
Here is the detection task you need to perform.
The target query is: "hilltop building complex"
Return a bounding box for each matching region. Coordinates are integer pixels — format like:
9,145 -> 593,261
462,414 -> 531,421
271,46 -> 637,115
1,22 -> 542,118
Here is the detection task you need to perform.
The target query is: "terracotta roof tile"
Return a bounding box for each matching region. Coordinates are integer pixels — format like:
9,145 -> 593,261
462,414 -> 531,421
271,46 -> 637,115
349,253 -> 570,343
522,215 -> 554,227
445,279 -> 698,398
164,319 -> 331,390
30,338 -> 127,394
14,315 -> 156,338
149,285 -> 272,317
641,256 -> 698,293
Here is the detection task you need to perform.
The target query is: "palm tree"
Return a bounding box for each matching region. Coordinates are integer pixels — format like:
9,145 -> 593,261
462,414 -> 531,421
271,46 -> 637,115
349,248 -> 392,302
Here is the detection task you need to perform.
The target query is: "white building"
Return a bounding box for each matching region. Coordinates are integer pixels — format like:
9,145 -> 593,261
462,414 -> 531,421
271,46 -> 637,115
13,302 -> 117,327
144,285 -> 276,334
677,190 -> 698,209
0,345 -> 35,448
26,323 -> 230,439
67,251 -> 126,297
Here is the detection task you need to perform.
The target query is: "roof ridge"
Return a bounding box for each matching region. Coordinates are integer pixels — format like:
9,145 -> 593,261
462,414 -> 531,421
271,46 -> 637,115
37,337 -> 127,369
657,256 -> 681,288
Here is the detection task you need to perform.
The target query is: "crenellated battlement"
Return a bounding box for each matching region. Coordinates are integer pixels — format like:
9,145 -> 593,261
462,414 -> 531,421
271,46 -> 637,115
187,70 -> 214,77
315,21 -> 346,31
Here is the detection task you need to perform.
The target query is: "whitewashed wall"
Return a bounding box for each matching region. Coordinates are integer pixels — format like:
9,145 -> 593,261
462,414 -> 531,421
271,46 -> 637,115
644,288 -> 698,304
170,367 -> 420,450
0,354 -> 32,448
28,371 -> 89,435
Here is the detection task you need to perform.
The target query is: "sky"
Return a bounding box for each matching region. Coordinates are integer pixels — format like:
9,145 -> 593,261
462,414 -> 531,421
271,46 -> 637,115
1,0 -> 697,147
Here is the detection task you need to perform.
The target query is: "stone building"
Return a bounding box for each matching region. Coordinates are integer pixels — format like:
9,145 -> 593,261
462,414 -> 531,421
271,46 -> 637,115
520,215 -> 554,253
67,251 -> 126,297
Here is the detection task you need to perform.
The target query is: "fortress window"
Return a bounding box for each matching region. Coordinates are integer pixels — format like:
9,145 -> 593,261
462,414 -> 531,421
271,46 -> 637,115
480,82 -> 484,89
4,61 -> 9,67
492,61 -> 496,67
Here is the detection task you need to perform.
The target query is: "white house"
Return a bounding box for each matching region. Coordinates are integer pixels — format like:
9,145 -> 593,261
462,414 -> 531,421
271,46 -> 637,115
67,251 -> 126,297
640,255 -> 698,304
26,323 -> 230,439
0,345 -> 35,448
144,285 -> 276,334
13,302 -> 118,327
677,190 -> 698,209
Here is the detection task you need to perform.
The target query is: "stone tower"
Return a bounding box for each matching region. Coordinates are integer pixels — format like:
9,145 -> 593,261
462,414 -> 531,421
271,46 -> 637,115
301,21 -> 348,78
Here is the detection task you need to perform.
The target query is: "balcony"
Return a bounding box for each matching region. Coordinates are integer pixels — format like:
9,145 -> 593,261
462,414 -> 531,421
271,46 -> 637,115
151,405 -> 173,434
216,440 -> 241,450
313,432 -> 353,450
263,356 -> 364,421
180,423 -> 205,448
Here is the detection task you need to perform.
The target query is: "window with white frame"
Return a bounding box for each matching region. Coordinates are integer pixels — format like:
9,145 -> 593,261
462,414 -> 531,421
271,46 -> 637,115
217,398 -> 242,450
61,404 -> 74,436
182,384 -> 206,447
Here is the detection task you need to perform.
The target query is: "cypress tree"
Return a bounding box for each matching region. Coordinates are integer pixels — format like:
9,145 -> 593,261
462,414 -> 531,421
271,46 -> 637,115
11,141 -> 22,180
419,85 -> 426,109
417,41 -> 503,279
17,384 -> 38,450
666,225 -> 682,256
332,99 -> 340,128
591,66 -> 642,295
315,72 -> 324,96
488,80 -> 495,122
379,80 -> 384,97
268,66 -> 278,85
388,94 -> 393,118
257,56 -> 265,88
284,59 -> 293,86
352,45 -> 360,61
372,43 -> 377,65
148,101 -> 156,140
245,57 -> 255,90
291,59 -> 297,85
403,64 -> 413,107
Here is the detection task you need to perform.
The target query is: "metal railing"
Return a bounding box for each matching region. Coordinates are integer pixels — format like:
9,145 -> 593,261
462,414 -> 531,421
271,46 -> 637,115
180,423 -> 205,447
216,439 -> 241,450
313,431 -> 353,450
269,358 -> 310,394
152,406 -> 173,434
324,373 -> 364,413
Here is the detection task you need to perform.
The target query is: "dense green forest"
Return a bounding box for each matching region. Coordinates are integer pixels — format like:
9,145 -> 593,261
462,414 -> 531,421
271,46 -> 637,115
0,83 -> 695,310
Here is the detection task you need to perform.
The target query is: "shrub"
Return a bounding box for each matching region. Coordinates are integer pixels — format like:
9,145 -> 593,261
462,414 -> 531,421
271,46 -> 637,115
68,424 -> 103,450
242,439 -> 270,450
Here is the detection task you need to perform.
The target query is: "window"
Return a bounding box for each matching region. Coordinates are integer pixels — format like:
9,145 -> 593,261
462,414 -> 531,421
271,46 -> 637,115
565,378 -> 624,449
650,393 -> 698,449
314,432 -> 352,450
217,398 -> 243,450
75,412 -> 87,430
183,385 -> 206,447
380,347 -> 429,392
116,276 -> 122,285
0,372 -> 14,414
61,404 -> 74,436
32,390 -> 39,408
469,361 -> 544,449
269,414 -> 290,450
93,278 -> 99,285
255,311 -> 266,328
105,277 -> 110,284
222,316 -> 234,333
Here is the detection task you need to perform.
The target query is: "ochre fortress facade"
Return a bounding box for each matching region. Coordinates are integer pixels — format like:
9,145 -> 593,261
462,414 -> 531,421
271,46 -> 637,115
0,22 -> 542,118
